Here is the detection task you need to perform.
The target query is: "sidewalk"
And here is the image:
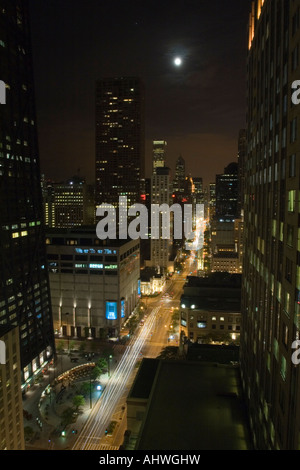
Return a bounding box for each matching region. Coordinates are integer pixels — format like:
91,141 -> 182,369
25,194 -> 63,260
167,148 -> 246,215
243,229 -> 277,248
23,348 -> 120,450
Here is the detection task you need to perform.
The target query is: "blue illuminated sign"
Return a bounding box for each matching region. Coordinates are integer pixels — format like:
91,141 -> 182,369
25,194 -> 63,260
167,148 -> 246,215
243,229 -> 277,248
121,299 -> 125,318
138,279 -> 141,296
106,301 -> 118,320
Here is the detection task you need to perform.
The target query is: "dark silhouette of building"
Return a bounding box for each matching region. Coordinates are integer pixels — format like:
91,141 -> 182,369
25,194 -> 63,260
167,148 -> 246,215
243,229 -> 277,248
172,154 -> 185,197
215,162 -> 239,221
0,0 -> 55,387
95,77 -> 145,209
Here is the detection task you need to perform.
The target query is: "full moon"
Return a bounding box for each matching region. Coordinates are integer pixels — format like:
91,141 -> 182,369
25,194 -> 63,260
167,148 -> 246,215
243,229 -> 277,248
174,57 -> 182,66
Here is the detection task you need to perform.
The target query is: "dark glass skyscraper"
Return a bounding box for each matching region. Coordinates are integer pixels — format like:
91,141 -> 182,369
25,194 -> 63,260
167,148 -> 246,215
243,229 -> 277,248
95,77 -> 145,208
241,0 -> 300,450
172,154 -> 185,197
215,162 -> 239,221
0,0 -> 55,387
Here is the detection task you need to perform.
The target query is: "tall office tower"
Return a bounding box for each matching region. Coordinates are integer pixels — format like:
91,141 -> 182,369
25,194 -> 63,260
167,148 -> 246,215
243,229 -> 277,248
238,129 -> 247,215
209,183 -> 216,220
172,154 -> 185,196
150,167 -> 173,272
241,0 -> 300,450
193,177 -> 203,204
152,140 -> 167,173
139,177 -> 151,265
95,77 -> 145,209
215,162 -> 239,222
44,176 -> 95,228
0,0 -> 55,387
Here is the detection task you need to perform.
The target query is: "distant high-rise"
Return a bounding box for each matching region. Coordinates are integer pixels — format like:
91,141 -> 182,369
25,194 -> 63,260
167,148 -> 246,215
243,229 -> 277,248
150,167 -> 173,272
152,140 -> 167,173
95,77 -> 145,208
215,162 -> 239,221
193,177 -> 203,204
0,0 -> 55,386
209,183 -> 216,220
43,176 -> 95,228
173,155 -> 185,196
241,0 -> 300,450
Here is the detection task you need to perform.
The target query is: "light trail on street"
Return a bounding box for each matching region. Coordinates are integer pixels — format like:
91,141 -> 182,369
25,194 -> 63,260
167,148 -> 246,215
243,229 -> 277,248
72,306 -> 159,450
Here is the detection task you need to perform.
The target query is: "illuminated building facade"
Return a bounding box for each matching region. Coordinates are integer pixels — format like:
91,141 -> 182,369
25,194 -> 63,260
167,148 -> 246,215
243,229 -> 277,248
95,77 -> 145,209
149,167 -> 173,273
46,228 -> 140,339
241,0 -> 300,449
0,325 -> 24,450
209,183 -> 216,220
152,140 -> 167,173
238,129 -> 247,216
43,176 -> 95,228
180,274 -> 241,344
0,0 -> 55,388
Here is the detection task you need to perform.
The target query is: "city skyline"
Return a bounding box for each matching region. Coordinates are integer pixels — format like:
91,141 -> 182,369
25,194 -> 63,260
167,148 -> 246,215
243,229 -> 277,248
28,0 -> 251,186
2,0 -> 300,454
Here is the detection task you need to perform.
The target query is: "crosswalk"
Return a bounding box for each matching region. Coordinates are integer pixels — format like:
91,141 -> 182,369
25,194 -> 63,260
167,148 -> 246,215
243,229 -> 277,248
98,444 -> 120,450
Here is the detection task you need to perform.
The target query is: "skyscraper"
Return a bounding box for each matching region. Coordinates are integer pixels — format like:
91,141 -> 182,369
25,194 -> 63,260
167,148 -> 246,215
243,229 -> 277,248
95,77 -> 145,209
241,0 -> 300,450
215,162 -> 239,221
152,140 -> 167,173
43,176 -> 95,228
0,0 -> 55,387
172,154 -> 185,197
150,167 -> 173,272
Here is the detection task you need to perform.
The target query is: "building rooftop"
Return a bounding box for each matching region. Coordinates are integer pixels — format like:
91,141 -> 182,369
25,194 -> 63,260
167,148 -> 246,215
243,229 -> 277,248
132,358 -> 252,450
46,227 -> 139,247
185,273 -> 241,287
181,274 -> 241,311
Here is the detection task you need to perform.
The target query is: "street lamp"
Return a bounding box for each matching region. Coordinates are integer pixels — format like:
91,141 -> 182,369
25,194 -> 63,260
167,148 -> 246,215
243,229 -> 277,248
108,354 -> 113,378
86,352 -> 93,409
63,312 -> 70,352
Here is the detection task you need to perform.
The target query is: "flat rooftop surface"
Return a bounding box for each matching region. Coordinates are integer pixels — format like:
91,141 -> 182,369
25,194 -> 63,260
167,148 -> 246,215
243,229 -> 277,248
136,360 -> 252,450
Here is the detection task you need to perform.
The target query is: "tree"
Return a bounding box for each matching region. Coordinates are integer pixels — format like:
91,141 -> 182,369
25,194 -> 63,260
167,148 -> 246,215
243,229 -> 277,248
61,407 -> 75,427
90,365 -> 102,381
157,346 -> 179,360
79,381 -> 91,397
72,395 -> 85,412
96,357 -> 108,373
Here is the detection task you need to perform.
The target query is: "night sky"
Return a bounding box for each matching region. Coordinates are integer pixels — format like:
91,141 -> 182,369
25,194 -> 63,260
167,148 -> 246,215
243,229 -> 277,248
29,0 -> 251,187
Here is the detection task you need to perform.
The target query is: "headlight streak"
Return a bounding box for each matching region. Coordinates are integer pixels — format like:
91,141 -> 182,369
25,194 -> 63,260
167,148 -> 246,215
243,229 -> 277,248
72,306 -> 159,450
